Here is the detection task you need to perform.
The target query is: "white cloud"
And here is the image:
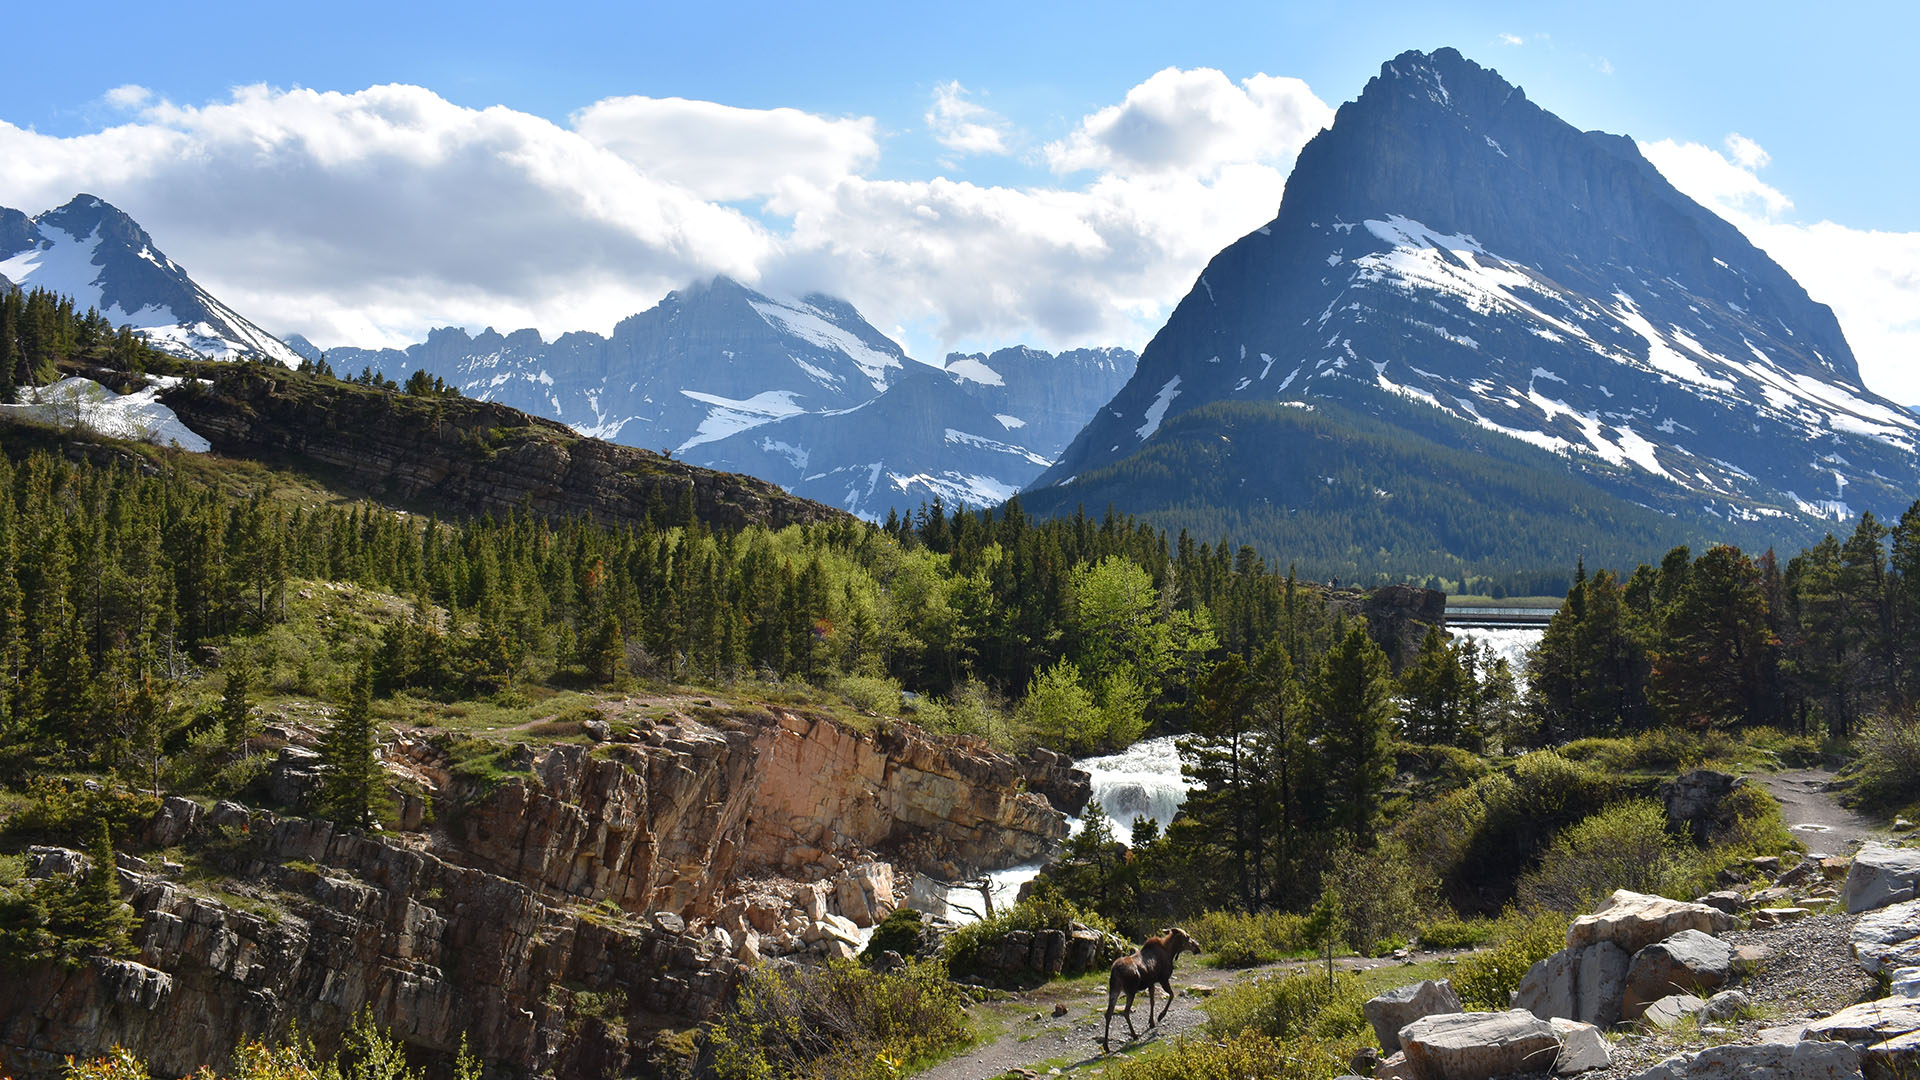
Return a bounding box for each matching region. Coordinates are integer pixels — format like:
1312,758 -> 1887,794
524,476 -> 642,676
1644,135 -> 1920,403
0,69 -> 1332,362
104,85 -> 152,110
1045,67 -> 1333,177
925,81 -> 1010,156
571,95 -> 877,202
1497,33 -> 1524,46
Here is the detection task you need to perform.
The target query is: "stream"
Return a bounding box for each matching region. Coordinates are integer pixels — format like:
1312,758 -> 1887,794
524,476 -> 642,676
925,735 -> 1194,922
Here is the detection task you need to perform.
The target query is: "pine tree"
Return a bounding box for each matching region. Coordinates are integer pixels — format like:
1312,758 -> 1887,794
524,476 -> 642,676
219,655 -> 256,749
317,659 -> 383,827
1310,623 -> 1397,848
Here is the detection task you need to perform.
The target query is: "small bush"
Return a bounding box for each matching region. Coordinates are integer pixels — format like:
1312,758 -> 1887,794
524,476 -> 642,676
1321,835 -> 1439,955
1204,970 -> 1369,1043
1515,799 -> 1685,913
835,675 -> 905,715
1741,726 -> 1824,768
860,907 -> 934,963
1557,729 -> 1739,775
1189,909 -> 1318,968
1452,909 -> 1569,1009
1417,917 -> 1498,950
1848,713 -> 1920,813
704,958 -> 971,1080
1106,1029 -> 1356,1080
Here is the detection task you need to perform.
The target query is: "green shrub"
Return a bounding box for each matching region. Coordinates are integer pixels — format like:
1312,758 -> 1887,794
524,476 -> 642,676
1515,799 -> 1685,913
704,958 -> 970,1080
1396,743 -> 1492,797
1416,917 -> 1498,950
1204,970 -> 1369,1043
1740,727 -> 1824,768
1189,909 -> 1318,968
860,907 -> 932,963
1557,728 -> 1739,775
1452,910 -> 1569,1009
834,675 -> 905,715
1321,835 -> 1439,955
1106,1029 -> 1356,1080
1847,714 -> 1920,813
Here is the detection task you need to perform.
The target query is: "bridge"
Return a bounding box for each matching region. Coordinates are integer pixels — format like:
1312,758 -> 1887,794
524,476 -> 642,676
1445,605 -> 1557,630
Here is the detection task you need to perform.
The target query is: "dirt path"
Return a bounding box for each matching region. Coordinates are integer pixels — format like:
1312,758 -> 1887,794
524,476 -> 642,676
1754,768 -> 1887,853
916,953 -> 1413,1080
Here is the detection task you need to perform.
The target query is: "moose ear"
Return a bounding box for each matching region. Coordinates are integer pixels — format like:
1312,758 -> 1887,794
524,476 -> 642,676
1160,927 -> 1170,937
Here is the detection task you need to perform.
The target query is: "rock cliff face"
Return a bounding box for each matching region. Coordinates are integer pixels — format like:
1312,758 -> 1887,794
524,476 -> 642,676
0,706 -> 1077,1078
152,364 -> 842,533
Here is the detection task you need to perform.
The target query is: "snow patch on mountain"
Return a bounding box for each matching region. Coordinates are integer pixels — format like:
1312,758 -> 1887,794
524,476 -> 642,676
1137,376 -> 1182,440
748,298 -> 901,391
676,389 -> 807,452
2,376 -> 209,451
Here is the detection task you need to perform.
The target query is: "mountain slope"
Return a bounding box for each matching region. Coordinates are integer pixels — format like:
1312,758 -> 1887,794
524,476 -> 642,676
1032,48 -> 1916,570
323,279 -> 1134,518
0,195 -> 300,365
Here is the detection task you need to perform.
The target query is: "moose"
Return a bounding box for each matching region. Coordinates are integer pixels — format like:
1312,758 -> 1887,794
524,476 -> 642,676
1102,926 -> 1201,1050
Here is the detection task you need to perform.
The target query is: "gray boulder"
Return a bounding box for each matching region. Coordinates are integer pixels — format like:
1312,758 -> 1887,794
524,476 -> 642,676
1567,890 -> 1736,955
1549,1017 -> 1611,1074
1852,900 -> 1920,974
1847,844 -> 1920,914
146,796 -> 203,847
1514,941 -> 1629,1028
1890,968 -> 1920,999
1802,998 -> 1920,1045
1366,978 -> 1463,1053
1629,1041 -> 1861,1080
1623,930 -> 1734,1020
1865,1029 -> 1920,1080
1702,989 -> 1752,1022
1663,769 -> 1742,841
1399,1009 -> 1562,1080
1640,994 -> 1708,1030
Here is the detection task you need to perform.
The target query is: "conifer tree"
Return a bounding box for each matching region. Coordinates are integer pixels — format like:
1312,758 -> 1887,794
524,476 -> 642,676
1310,623 -> 1397,848
317,659 -> 383,828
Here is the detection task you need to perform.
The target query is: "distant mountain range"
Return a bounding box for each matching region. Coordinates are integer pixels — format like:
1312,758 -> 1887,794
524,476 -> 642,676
11,47 -> 1913,582
0,195 -> 299,365
1025,48 -> 1919,580
300,280 -> 1134,519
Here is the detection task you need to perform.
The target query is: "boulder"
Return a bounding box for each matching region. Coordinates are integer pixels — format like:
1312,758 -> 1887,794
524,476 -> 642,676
1514,941 -> 1628,1028
1366,979 -> 1463,1053
1695,891 -> 1747,915
1549,1017 -> 1611,1074
1779,856 -> 1822,889
1852,900 -> 1920,974
146,797 -> 204,848
1630,1041 -> 1862,1080
1663,770 -> 1742,841
1865,1029 -> 1920,1080
25,846 -> 86,879
1640,994 -> 1708,1030
1399,1010 -> 1562,1080
1753,908 -> 1815,927
1802,998 -> 1920,1045
1702,989 -> 1753,1022
208,800 -> 252,831
1376,1051 -> 1417,1080
1733,944 -> 1775,976
1891,969 -> 1920,999
1847,844 -> 1920,914
1623,930 -> 1734,1020
1566,890 -> 1736,955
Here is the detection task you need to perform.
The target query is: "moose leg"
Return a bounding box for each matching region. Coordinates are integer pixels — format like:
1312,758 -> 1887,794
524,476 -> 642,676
1103,986 -> 1120,1049
1124,989 -> 1139,1037
1146,982 -> 1157,1028
1157,978 -> 1175,1022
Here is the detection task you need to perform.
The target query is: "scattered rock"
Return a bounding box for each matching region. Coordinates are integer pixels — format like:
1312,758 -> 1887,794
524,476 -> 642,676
1695,891 -> 1748,915
1051,1003 -> 1068,1018
1846,844 -> 1920,914
1639,993 -> 1708,1030
1701,988 -> 1752,1021
1864,1029 -> 1920,1080
1732,943 -> 1775,976
1366,979 -> 1463,1053
1399,1009 -> 1562,1080
1891,968 -> 1920,999
1753,908 -> 1816,927
1567,890 -> 1736,955
1779,857 -> 1822,890
145,797 -> 204,848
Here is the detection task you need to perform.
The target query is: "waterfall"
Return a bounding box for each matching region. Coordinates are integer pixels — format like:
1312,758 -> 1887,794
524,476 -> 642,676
1449,625 -> 1542,681
925,735 -> 1193,923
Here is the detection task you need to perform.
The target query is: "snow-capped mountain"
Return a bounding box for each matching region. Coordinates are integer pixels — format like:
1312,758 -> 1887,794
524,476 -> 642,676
324,278 -> 1134,518
0,195 -> 300,366
1033,48 -> 1918,534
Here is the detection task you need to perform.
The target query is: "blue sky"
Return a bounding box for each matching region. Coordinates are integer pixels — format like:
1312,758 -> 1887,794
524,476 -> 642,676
3,0 -> 1916,395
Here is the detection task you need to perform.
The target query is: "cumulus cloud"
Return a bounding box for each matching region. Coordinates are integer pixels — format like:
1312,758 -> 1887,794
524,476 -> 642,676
1645,134 -> 1920,403
1045,67 -> 1332,176
0,69 -> 1332,361
571,95 -> 877,201
924,81 -> 1010,156
104,85 -> 152,110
